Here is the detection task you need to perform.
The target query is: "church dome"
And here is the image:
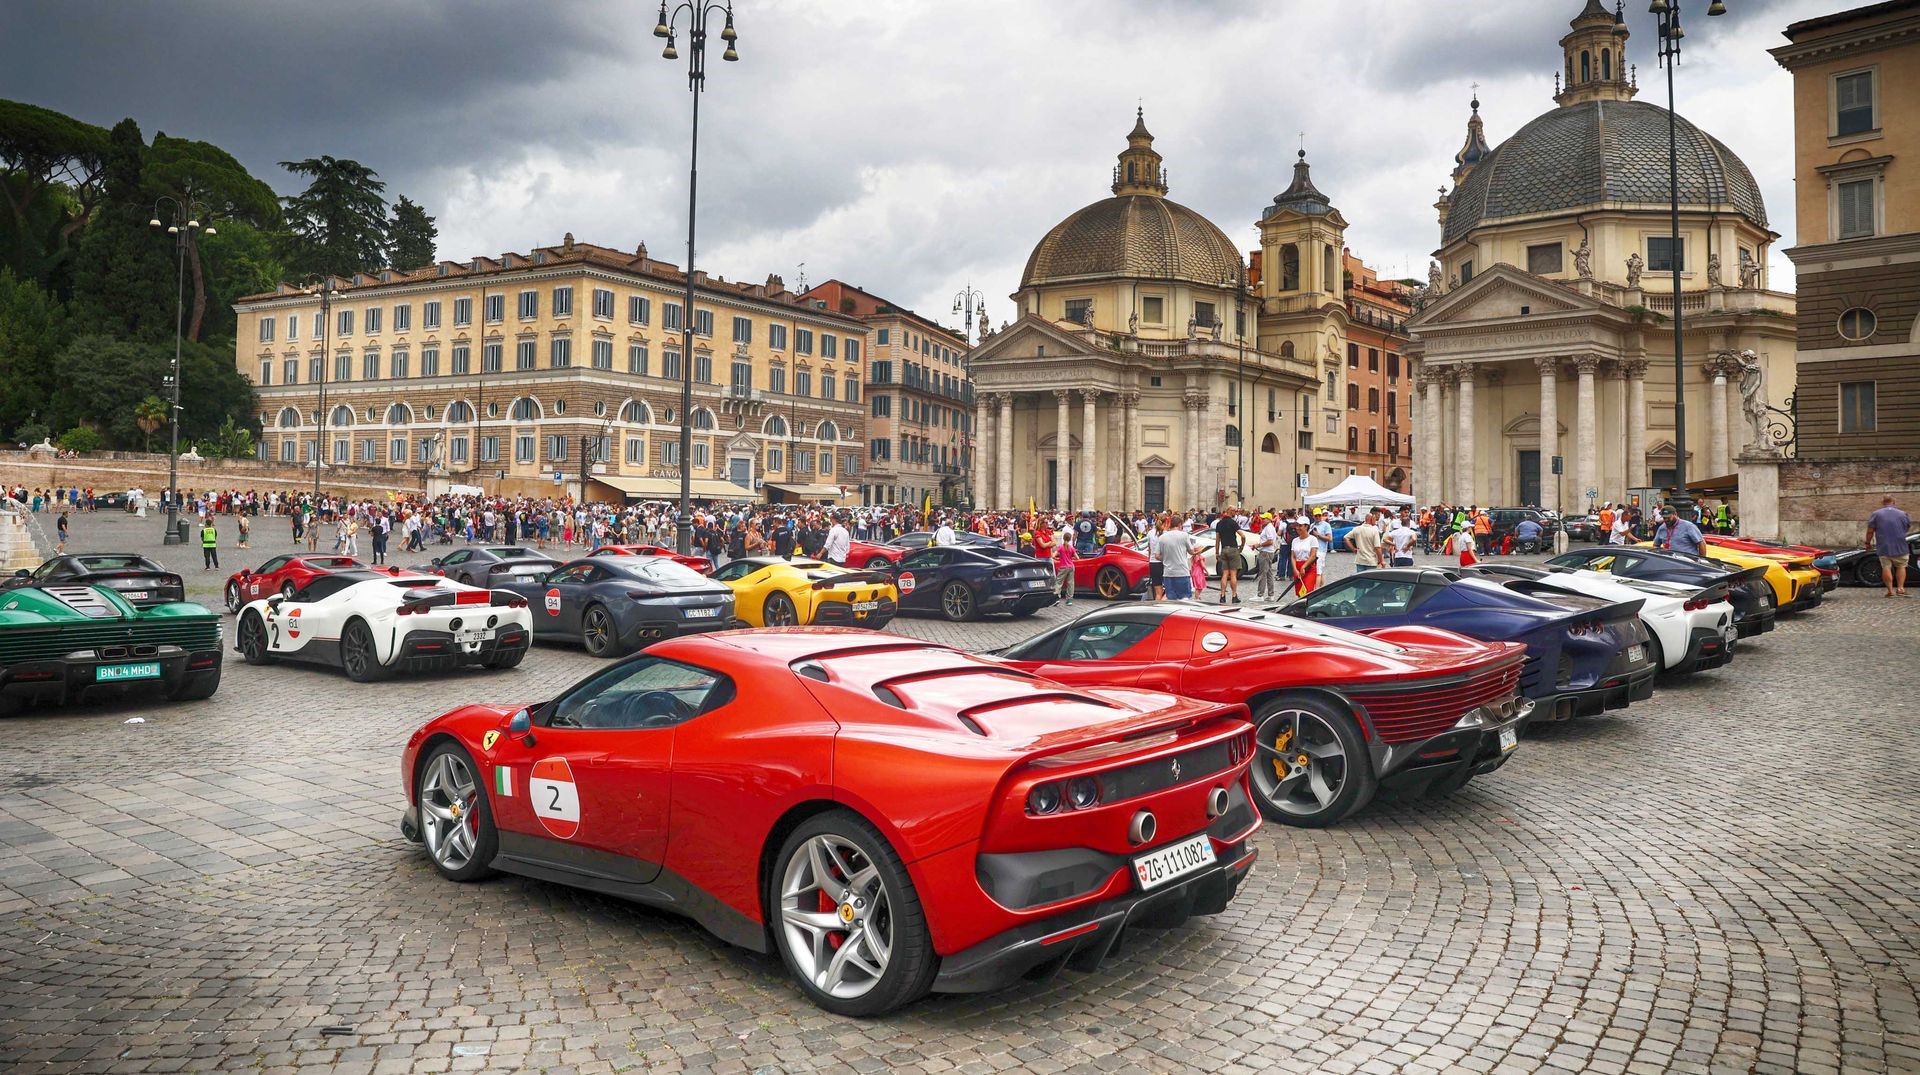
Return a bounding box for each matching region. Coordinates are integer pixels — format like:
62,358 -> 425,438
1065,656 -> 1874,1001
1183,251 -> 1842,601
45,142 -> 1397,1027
1020,110 -> 1246,291
1020,193 -> 1245,290
1442,99 -> 1767,247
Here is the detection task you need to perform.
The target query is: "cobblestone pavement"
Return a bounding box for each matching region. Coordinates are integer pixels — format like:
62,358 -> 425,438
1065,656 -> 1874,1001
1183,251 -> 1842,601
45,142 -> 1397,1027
2,510 -> 1916,1074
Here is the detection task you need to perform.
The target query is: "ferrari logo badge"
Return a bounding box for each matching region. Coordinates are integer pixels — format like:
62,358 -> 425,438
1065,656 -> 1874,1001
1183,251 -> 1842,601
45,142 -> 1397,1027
1170,759 -> 1182,782
839,903 -> 856,924
482,730 -> 500,751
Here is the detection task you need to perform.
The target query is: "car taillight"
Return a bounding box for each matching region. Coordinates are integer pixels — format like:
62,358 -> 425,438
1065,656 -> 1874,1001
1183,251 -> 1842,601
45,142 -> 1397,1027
1027,783 -> 1062,814
397,602 -> 428,616
626,590 -> 666,599
1683,595 -> 1724,611
992,567 -> 1016,579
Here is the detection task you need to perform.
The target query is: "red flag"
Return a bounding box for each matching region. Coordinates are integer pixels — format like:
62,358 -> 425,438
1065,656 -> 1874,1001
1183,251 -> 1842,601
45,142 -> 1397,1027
1293,559 -> 1318,597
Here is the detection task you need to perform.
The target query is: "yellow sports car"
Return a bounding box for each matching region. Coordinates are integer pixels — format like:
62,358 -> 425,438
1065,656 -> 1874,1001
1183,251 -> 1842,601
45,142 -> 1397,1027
710,557 -> 899,629
1639,541 -> 1823,613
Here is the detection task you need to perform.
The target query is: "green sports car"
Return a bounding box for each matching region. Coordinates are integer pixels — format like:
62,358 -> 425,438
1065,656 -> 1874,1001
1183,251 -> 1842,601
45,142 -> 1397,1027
0,584 -> 223,716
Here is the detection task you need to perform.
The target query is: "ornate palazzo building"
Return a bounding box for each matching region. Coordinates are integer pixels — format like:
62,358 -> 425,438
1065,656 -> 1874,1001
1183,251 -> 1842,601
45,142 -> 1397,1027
1407,0 -> 1797,512
966,112 -> 1353,513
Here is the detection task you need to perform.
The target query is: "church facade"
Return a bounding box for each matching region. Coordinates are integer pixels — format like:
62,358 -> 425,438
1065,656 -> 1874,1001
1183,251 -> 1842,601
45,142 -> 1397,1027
1407,0 -> 1797,513
967,113 -> 1358,513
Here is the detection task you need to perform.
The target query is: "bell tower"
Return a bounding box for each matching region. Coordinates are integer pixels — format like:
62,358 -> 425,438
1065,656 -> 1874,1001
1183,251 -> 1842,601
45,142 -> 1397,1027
1111,107 -> 1169,197
1555,0 -> 1637,106
1256,150 -> 1348,306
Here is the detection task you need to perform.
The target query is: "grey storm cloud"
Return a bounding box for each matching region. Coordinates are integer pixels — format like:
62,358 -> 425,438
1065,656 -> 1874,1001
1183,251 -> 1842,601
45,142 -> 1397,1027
1,0 -> 1829,327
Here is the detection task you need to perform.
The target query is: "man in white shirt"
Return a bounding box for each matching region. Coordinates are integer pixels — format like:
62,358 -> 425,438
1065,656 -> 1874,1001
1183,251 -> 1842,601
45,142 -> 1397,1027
824,515 -> 851,565
1609,514 -> 1633,545
933,515 -> 956,547
1253,513 -> 1281,599
1385,513 -> 1419,566
1345,510 -> 1385,572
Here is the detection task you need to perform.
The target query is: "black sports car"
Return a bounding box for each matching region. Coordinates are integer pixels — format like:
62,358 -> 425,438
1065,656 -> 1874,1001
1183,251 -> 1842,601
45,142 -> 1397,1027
1833,531 -> 1919,588
3,553 -> 184,609
416,545 -> 558,587
1547,546 -> 1776,638
890,545 -> 1056,621
491,556 -> 734,657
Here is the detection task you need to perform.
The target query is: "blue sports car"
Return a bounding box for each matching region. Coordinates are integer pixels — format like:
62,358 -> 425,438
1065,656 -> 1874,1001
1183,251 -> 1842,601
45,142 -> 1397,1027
890,545 -> 1057,621
1274,566 -> 1656,721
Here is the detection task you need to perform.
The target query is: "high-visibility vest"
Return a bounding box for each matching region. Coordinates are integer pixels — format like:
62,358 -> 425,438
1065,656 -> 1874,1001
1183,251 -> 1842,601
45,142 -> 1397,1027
200,525 -> 217,548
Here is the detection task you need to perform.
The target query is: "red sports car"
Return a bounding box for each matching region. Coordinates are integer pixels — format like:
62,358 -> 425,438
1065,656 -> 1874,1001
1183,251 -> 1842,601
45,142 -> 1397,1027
996,604 -> 1532,827
399,628 -> 1260,1015
845,539 -> 906,571
589,543 -> 713,574
224,554 -> 370,611
1072,543 -> 1152,600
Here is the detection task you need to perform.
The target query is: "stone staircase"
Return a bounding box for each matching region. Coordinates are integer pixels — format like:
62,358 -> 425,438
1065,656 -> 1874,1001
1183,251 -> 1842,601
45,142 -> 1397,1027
0,501 -> 48,571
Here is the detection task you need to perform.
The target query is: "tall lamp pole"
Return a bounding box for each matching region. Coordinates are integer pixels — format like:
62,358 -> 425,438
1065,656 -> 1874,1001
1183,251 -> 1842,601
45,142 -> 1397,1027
951,285 -> 986,347
301,278 -> 336,511
655,0 -> 740,555
148,198 -> 215,543
1650,0 -> 1727,514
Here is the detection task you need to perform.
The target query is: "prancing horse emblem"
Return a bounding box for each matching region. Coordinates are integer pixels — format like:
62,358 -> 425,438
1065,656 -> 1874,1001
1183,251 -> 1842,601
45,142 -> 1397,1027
1169,758 -> 1182,781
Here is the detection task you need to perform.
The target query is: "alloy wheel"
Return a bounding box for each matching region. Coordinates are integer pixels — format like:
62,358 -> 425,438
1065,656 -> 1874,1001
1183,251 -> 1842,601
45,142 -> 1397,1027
777,833 -> 893,1001
765,593 -> 799,626
584,607 -> 613,656
941,583 -> 973,621
239,613 -> 268,662
1252,708 -> 1351,819
343,623 -> 374,679
1097,567 -> 1125,599
224,582 -> 242,613
419,751 -> 481,873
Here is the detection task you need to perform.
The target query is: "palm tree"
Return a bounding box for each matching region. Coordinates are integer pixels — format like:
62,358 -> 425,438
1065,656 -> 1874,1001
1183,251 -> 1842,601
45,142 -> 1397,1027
134,395 -> 168,453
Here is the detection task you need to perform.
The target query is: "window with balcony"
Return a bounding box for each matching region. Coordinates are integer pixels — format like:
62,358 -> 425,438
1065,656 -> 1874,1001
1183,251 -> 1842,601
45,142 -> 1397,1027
730,360 -> 752,392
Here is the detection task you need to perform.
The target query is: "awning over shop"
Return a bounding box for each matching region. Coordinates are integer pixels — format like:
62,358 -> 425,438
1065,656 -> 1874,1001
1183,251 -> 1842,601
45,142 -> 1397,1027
765,482 -> 851,503
1686,473 -> 1740,498
591,475 -> 757,501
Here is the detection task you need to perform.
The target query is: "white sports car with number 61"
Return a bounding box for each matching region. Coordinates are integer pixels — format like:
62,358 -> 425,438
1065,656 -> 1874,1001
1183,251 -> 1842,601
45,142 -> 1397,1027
234,569 -> 534,682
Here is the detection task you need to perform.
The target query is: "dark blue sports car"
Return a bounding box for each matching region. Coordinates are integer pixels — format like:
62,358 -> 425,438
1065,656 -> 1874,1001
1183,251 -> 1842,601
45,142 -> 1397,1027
1275,566 -> 1656,721
492,556 -> 734,657
890,545 -> 1057,621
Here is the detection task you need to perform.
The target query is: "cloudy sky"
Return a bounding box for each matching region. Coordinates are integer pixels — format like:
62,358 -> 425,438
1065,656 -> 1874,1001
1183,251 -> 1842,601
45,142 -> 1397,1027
2,0 -> 1831,335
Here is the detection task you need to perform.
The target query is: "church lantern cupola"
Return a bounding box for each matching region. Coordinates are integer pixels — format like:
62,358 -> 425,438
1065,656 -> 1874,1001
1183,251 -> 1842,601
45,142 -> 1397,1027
1112,107 -> 1170,196
1451,96 -> 1492,186
1555,0 -> 1637,106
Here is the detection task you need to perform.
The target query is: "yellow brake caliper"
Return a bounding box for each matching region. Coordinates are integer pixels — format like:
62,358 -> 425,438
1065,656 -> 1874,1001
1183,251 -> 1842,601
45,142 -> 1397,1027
1272,726 -> 1293,779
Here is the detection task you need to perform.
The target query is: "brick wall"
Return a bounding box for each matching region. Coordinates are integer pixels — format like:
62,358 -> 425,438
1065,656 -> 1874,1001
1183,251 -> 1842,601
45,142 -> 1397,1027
1766,456 -> 1920,545
1796,263 -> 1920,351
0,451 -> 426,498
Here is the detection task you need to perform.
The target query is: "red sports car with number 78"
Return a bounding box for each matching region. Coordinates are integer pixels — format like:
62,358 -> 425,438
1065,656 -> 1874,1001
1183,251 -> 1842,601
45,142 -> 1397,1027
399,628 -> 1260,1015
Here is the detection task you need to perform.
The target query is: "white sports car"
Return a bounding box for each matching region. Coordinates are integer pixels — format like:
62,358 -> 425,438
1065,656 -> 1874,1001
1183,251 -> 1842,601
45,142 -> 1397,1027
234,569 -> 535,682
1466,563 -> 1736,675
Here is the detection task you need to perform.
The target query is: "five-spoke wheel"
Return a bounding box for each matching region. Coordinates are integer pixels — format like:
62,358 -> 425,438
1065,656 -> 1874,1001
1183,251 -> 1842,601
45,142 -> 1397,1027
1248,697 -> 1375,827
417,743 -> 497,882
1096,565 -> 1127,599
582,605 -> 617,657
940,582 -> 976,622
764,591 -> 800,627
769,812 -> 934,1016
224,581 -> 243,613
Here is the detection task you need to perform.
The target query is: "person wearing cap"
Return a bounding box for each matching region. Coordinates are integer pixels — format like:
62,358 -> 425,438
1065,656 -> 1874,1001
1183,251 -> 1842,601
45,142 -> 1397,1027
1310,510 -> 1333,564
1289,519 -> 1320,596
1654,507 -> 1704,557
1252,512 -> 1281,600
1446,522 -> 1479,566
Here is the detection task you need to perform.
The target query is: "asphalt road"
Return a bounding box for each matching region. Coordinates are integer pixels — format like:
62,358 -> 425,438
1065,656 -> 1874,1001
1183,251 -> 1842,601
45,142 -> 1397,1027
1,509 -> 1916,1074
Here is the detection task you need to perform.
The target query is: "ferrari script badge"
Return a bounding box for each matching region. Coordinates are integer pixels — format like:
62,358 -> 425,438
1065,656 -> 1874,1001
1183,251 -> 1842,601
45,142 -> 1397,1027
482,730 -> 501,751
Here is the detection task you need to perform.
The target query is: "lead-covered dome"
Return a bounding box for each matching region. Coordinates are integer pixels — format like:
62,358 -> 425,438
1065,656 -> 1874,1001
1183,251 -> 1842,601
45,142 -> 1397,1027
1020,193 -> 1245,290
1442,99 -> 1767,246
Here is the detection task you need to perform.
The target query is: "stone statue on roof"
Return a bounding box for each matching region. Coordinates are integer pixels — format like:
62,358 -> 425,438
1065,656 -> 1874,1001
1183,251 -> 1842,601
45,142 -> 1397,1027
1626,252 -> 1644,289
1573,239 -> 1593,280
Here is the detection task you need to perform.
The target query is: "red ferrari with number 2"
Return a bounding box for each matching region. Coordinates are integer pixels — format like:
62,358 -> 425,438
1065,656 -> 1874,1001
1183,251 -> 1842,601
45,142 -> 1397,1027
399,628 -> 1260,1015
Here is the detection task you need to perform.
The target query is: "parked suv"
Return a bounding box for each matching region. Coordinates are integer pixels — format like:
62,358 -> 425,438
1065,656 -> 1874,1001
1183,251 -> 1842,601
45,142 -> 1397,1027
1487,508 -> 1557,551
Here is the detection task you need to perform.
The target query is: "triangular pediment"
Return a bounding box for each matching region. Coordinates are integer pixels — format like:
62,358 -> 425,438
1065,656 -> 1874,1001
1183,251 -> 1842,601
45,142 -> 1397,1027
1136,453 -> 1176,471
968,312 -> 1101,366
1409,264 -> 1604,330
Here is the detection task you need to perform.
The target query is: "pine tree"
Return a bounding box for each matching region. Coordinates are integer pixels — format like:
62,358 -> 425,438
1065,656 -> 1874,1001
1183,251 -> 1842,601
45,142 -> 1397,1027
387,195 -> 437,271
279,156 -> 388,279
69,118 -> 176,343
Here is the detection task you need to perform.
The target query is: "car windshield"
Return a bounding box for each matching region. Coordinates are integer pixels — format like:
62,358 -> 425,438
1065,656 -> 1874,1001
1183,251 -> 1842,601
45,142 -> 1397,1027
76,555 -> 156,571
487,547 -> 532,558
609,558 -> 703,583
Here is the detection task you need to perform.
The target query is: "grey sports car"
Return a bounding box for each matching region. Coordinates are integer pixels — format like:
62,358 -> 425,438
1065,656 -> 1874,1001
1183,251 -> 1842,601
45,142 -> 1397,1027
491,556 -> 735,657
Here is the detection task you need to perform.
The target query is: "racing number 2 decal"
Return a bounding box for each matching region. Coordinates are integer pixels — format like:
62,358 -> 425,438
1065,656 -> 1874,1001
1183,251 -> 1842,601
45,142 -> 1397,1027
529,757 -> 580,839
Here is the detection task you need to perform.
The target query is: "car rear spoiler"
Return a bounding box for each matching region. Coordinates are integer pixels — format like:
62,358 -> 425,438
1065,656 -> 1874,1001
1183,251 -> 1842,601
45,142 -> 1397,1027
1495,582 -> 1645,627
1713,564 -> 1772,591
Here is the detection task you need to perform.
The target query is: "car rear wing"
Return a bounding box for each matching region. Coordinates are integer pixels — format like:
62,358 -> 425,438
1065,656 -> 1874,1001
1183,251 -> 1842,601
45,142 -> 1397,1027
810,570 -> 894,589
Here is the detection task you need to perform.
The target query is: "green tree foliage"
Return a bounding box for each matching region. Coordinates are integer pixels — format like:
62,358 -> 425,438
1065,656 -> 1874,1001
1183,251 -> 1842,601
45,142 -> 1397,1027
0,99 -> 108,286
0,268 -> 71,438
387,194 -> 438,271
70,118 -> 177,343
146,133 -> 280,341
56,425 -> 101,452
280,156 -> 388,278
198,416 -> 255,459
195,219 -> 283,343
11,420 -> 49,446
134,394 -> 168,452
49,335 -> 252,450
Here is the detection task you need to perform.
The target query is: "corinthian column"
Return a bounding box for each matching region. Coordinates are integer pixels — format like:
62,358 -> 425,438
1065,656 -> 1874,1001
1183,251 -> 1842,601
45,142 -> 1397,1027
1437,369 -> 1454,502
1622,359 -> 1649,489
1455,366 -> 1477,506
1418,370 -> 1442,507
1536,357 -> 1560,513
996,392 -> 1014,509
1122,391 -> 1140,511
1053,388 -> 1071,510
1574,355 -> 1600,509
1707,357 -> 1732,478
1079,389 -> 1098,511
1183,389 -> 1206,510
974,394 -> 994,508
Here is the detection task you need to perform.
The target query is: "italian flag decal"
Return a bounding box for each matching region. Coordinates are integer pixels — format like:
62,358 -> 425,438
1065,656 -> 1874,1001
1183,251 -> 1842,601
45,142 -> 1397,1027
493,765 -> 513,797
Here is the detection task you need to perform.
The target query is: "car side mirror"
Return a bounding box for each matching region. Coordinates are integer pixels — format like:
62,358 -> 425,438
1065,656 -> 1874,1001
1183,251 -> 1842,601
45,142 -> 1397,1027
266,595 -> 284,610
11,569 -> 27,579
508,708 -> 531,735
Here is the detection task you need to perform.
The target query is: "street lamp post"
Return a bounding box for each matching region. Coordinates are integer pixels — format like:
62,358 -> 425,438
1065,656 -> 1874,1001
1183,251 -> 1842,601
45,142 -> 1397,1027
951,285 -> 986,347
655,0 -> 740,555
301,278 -> 336,511
1649,0 -> 1727,514
148,198 -> 215,543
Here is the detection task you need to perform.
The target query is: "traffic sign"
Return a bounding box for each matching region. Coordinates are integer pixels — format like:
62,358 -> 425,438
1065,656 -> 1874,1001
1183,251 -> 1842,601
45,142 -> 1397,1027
1551,455 -> 1563,475
1586,486 -> 1599,499
1298,473 -> 1310,489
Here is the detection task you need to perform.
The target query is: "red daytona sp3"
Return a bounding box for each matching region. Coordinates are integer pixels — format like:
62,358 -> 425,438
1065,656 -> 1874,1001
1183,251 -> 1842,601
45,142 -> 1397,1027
399,628 -> 1261,1015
